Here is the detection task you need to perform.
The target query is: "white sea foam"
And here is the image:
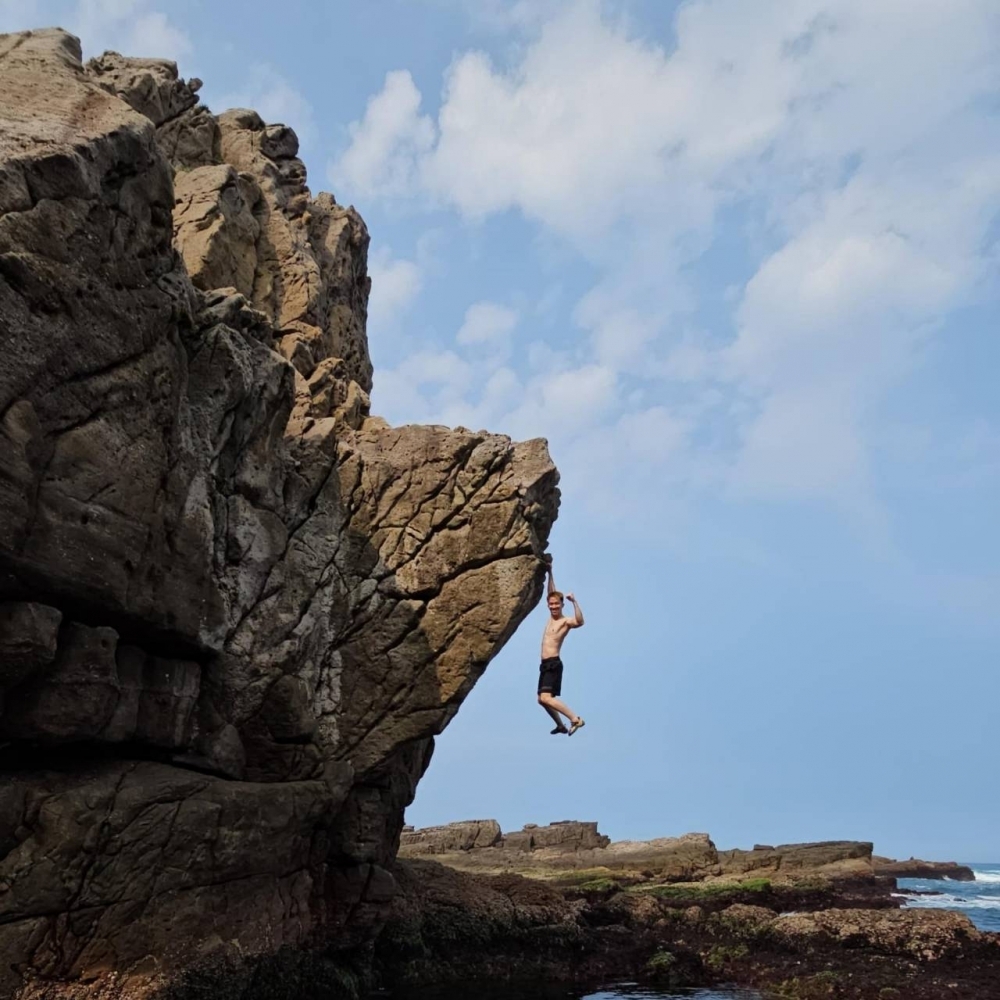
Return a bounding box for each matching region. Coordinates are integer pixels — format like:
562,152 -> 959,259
903,893 -> 1000,910
973,870 -> 1000,883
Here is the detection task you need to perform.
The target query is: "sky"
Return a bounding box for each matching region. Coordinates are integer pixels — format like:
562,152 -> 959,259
2,0 -> 998,861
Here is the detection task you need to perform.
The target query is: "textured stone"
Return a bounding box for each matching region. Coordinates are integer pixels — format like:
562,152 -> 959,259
872,855 -> 975,881
0,601 -> 62,700
399,820 -> 503,854
400,820 -> 713,876
0,27 -> 559,998
718,840 -> 874,878
173,164 -> 260,295
504,820 -> 610,853
772,907 -> 984,961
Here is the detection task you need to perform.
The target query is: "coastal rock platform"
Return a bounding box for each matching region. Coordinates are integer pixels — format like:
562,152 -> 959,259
387,820 -> 1000,999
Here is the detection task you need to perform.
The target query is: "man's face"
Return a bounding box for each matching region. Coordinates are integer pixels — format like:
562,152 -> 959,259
547,596 -> 563,618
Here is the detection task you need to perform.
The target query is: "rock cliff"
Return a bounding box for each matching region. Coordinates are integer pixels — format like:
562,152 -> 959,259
0,28 -> 558,998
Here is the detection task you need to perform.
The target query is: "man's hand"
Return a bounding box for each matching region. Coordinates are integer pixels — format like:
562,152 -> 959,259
566,593 -> 584,627
541,554 -> 553,569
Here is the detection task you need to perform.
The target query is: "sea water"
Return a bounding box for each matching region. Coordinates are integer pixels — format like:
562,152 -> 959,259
897,862 -> 1000,932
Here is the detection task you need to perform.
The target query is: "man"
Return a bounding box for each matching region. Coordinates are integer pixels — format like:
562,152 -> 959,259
537,558 -> 586,736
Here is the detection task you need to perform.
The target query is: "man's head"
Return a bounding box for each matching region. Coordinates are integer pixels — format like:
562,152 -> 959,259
547,591 -> 564,617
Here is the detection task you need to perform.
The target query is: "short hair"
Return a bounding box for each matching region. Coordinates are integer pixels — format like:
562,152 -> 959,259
548,591 -> 564,602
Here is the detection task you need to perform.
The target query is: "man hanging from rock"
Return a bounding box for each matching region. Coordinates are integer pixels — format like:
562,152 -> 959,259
538,556 -> 586,736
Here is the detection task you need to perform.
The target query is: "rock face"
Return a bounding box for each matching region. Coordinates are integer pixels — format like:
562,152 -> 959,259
718,840 -> 876,879
400,820 -> 715,876
0,28 -> 558,998
399,819 -> 609,856
872,856 -> 976,881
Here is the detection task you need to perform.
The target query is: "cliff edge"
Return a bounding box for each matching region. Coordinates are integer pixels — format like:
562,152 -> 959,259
0,28 -> 558,999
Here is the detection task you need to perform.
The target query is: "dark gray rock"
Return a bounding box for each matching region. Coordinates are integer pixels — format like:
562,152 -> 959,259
0,27 -> 559,999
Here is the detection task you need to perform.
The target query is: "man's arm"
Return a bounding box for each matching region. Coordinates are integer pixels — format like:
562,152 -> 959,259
545,556 -> 557,597
565,592 -> 584,627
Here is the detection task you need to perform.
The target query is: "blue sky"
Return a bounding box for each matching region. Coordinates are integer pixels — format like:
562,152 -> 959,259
3,0 -> 998,860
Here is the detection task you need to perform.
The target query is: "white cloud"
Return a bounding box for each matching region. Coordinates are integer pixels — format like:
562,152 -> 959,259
329,70 -> 435,199
456,301 -> 518,345
351,0 -> 1000,525
73,0 -> 191,61
1,0 -> 191,61
374,349 -> 475,426
217,63 -> 316,145
367,246 -> 424,334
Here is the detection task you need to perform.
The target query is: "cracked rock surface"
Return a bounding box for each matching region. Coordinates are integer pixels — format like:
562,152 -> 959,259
0,29 -> 559,998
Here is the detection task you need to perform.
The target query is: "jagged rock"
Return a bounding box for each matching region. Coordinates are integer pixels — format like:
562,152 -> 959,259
87,50 -> 199,125
399,820 -> 503,854
872,856 -> 976,882
88,52 -> 220,170
0,27 -> 558,998
173,164 -> 261,295
718,840 -> 874,878
400,820 -> 716,877
504,820 -> 610,853
216,110 -> 373,389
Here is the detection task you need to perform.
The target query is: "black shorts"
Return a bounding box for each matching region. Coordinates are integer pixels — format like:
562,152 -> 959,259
538,656 -> 563,696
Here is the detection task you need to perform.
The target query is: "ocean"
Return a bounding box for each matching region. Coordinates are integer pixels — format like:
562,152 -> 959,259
897,862 -> 1000,932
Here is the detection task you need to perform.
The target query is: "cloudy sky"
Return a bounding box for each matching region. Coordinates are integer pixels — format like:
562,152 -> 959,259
3,0 -> 998,859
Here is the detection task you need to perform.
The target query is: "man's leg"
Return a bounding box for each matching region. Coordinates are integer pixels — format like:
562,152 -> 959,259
540,700 -> 568,733
538,692 -> 580,726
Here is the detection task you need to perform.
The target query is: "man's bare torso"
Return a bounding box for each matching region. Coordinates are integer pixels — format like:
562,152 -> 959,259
541,615 -> 574,659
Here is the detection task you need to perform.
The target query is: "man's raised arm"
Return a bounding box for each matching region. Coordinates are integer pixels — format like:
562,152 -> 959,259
545,555 -> 557,597
566,593 -> 584,627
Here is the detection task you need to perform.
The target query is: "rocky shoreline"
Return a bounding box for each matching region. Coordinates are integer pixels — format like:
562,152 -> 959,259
382,820 -> 1000,999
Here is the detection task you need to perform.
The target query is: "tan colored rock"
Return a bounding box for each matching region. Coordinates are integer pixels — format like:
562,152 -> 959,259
872,855 -> 975,881
402,821 -> 717,878
216,109 -> 373,388
500,820 -> 610,853
399,820 -> 503,854
718,840 -> 874,878
88,50 -> 221,169
772,907 -> 984,961
172,164 -> 260,295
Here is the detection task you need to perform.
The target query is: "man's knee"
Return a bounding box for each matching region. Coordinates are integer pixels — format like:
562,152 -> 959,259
538,692 -> 551,705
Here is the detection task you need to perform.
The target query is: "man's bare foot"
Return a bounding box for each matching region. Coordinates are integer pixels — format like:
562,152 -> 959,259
550,724 -> 568,735
568,718 -> 586,736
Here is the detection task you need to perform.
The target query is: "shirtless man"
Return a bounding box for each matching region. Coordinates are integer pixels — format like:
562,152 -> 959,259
537,558 -> 586,736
